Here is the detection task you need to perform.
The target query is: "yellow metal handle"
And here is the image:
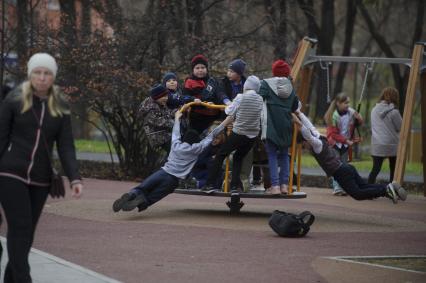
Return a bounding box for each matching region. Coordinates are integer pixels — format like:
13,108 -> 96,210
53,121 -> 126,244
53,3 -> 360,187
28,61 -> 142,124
179,102 -> 226,113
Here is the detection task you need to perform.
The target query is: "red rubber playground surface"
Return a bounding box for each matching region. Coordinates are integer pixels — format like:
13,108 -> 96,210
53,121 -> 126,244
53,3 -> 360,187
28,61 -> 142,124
4,178 -> 426,282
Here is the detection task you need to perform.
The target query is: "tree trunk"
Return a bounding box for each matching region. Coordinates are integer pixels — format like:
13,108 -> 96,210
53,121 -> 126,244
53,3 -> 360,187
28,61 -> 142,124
16,0 -> 28,70
334,0 -> 358,95
315,0 -> 335,120
358,2 -> 404,106
186,0 -> 204,53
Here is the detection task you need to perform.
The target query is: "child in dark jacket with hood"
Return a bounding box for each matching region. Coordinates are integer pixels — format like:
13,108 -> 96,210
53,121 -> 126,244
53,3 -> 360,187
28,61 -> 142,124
259,60 -> 299,195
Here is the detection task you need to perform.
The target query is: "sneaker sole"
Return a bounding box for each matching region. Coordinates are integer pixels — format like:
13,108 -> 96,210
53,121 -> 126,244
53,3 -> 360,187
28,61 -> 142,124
112,194 -> 132,212
387,184 -> 398,204
397,187 -> 407,201
122,197 -> 146,211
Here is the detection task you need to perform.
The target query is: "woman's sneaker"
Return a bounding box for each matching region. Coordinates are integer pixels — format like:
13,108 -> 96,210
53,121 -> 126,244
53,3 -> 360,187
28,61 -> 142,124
112,193 -> 135,212
386,183 -> 398,204
391,181 -> 407,201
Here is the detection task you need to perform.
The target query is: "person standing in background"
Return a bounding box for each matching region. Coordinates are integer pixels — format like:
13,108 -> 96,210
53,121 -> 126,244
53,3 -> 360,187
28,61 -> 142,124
368,87 -> 402,184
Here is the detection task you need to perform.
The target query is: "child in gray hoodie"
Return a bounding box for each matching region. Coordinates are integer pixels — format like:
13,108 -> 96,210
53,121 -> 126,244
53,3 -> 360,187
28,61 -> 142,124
113,110 -> 233,212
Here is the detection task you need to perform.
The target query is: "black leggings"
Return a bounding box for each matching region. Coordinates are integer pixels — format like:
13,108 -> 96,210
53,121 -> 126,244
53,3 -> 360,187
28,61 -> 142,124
0,177 -> 49,283
368,156 -> 396,184
207,132 -> 255,189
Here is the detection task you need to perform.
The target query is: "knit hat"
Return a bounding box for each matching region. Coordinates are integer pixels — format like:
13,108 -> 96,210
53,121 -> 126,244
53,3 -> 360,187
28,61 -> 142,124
243,75 -> 261,92
150,84 -> 169,100
228,59 -> 246,76
162,72 -> 178,85
272,59 -> 291,77
191,54 -> 208,69
27,53 -> 58,78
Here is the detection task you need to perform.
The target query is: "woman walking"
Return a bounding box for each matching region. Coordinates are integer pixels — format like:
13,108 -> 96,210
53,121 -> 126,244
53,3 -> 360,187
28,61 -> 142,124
0,53 -> 83,282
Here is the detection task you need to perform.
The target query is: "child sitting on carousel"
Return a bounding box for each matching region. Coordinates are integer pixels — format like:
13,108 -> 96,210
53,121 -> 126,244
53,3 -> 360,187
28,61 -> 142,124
139,84 -> 176,153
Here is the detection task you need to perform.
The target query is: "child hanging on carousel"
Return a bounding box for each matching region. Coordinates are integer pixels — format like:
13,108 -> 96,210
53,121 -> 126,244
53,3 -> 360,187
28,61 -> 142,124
112,111 -> 233,213
293,108 -> 406,204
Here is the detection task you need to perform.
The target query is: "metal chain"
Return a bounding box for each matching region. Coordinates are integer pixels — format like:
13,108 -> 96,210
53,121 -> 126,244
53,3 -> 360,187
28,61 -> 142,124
358,61 -> 374,105
319,60 -> 332,103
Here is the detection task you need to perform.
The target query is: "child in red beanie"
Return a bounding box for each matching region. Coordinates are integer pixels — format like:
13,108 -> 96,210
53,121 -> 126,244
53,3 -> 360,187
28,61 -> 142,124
183,54 -> 229,134
259,59 -> 299,195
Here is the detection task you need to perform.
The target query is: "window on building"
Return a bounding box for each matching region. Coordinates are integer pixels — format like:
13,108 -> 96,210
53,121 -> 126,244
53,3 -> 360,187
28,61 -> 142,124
47,0 -> 60,11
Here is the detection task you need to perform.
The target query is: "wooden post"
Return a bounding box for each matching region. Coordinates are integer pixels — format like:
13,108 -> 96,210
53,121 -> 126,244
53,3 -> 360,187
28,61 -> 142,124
291,37 -> 317,81
420,66 -> 426,196
393,43 -> 424,185
297,66 -> 314,108
288,38 -> 317,194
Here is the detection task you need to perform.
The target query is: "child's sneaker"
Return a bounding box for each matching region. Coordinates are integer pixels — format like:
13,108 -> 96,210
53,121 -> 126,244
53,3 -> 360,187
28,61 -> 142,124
392,181 -> 407,201
333,187 -> 344,196
386,183 -> 398,204
122,194 -> 147,211
112,193 -> 134,212
280,184 -> 288,194
265,186 -> 281,195
200,184 -> 217,194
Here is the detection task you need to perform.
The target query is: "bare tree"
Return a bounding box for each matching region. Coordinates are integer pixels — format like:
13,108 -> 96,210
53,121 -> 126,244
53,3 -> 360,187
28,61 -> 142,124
264,0 -> 289,59
333,0 -> 358,95
297,0 -> 335,121
359,0 -> 424,112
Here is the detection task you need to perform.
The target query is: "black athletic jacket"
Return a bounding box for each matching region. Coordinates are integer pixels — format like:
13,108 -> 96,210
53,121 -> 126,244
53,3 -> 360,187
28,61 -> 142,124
0,87 -> 81,186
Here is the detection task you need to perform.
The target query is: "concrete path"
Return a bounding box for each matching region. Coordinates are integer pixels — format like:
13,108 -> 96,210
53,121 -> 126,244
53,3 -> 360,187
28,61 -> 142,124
0,237 -> 121,283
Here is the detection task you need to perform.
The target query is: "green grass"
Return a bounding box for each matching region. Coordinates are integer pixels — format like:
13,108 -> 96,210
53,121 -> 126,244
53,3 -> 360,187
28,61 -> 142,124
301,154 -> 423,175
75,139 -> 422,175
75,139 -> 116,153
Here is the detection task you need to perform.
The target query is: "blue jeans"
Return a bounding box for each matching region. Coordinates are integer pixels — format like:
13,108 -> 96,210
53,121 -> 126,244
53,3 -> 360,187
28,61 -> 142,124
130,169 -> 179,207
265,140 -> 289,187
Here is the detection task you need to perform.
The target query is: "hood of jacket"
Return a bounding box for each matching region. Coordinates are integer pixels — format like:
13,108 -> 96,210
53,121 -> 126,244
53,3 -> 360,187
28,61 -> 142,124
264,77 -> 293,99
375,101 -> 397,119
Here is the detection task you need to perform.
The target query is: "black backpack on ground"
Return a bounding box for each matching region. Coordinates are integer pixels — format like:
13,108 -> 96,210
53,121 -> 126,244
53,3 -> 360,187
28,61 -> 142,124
268,210 -> 315,237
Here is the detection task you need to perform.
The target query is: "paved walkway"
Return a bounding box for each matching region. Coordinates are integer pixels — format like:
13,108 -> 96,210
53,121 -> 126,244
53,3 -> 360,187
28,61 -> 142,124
0,237 -> 121,283
0,178 -> 423,283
